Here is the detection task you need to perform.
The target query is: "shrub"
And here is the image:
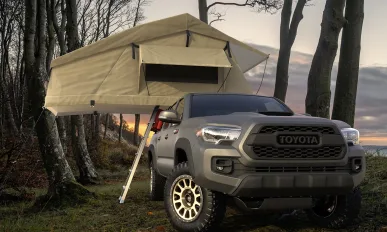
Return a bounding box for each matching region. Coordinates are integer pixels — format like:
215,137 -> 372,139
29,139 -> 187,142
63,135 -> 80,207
92,139 -> 148,171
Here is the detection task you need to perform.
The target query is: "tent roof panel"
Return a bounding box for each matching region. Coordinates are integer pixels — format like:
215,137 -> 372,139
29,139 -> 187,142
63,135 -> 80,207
140,45 -> 232,68
45,14 -> 266,116
50,13 -> 269,72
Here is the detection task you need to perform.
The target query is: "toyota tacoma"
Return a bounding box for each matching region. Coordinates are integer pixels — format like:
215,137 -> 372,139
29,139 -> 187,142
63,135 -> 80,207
147,93 -> 365,232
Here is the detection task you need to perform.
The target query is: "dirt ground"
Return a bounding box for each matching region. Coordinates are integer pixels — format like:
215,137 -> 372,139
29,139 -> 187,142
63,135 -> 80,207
1,156 -> 387,232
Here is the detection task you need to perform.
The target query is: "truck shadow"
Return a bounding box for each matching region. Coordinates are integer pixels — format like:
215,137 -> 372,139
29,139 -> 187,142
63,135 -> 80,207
220,210 -> 326,232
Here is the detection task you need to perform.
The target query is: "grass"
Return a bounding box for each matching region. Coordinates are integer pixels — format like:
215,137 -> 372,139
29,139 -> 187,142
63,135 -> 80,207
1,155 -> 387,232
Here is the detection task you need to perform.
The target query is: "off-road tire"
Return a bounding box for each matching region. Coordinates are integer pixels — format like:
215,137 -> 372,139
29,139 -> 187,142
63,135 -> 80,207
149,160 -> 166,201
306,187 -> 362,229
164,162 -> 227,232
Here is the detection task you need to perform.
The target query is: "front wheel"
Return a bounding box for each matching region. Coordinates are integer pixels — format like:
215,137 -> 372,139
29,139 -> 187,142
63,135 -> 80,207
164,162 -> 226,232
305,187 -> 362,229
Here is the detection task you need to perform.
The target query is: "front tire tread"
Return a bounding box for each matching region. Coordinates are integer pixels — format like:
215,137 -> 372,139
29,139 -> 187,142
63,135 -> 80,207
164,162 -> 226,232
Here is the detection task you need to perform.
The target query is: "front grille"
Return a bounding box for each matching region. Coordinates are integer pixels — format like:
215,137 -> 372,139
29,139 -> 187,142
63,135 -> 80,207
252,146 -> 343,159
259,126 -> 336,134
232,159 -> 351,176
254,166 -> 350,173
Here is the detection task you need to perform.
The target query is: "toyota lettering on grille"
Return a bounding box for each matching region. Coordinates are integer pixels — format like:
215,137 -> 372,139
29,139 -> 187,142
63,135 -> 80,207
277,134 -> 320,145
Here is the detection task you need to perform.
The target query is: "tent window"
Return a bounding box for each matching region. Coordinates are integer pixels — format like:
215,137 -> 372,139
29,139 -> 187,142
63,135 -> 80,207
144,64 -> 218,84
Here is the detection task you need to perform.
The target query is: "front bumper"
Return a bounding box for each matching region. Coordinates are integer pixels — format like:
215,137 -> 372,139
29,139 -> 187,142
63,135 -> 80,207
193,145 -> 366,198
232,173 -> 354,197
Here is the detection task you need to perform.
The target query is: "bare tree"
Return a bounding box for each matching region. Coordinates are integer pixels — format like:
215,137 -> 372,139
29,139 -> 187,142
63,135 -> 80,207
273,0 -> 307,102
198,0 -> 282,24
24,0 -> 89,206
103,114 -> 109,138
0,0 -> 22,135
119,114 -> 123,143
49,0 -> 68,153
133,114 -> 140,146
305,0 -> 346,118
332,0 -> 364,127
66,0 -> 99,184
77,0 -> 149,45
53,0 -> 67,55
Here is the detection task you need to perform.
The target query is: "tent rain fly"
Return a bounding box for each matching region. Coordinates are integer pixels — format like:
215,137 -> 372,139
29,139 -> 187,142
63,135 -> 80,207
45,13 -> 269,116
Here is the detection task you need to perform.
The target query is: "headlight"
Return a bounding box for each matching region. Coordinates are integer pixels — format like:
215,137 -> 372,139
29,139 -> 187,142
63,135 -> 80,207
196,126 -> 242,144
341,128 -> 360,145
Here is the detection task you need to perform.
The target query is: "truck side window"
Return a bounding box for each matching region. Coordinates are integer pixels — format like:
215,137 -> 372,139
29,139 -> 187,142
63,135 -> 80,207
176,98 -> 184,119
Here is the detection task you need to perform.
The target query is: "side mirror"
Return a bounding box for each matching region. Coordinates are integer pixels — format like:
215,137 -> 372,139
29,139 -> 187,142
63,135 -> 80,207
158,110 -> 181,124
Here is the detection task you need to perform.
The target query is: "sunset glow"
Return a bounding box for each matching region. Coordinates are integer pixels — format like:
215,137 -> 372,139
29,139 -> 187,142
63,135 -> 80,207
121,117 -> 386,146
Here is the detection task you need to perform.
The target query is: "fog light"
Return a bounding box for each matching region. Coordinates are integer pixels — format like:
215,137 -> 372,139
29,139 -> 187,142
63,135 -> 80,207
216,166 -> 224,171
212,158 -> 233,174
351,158 -> 362,173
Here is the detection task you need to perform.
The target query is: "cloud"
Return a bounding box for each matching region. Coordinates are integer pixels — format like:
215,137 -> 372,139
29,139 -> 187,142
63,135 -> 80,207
246,44 -> 387,142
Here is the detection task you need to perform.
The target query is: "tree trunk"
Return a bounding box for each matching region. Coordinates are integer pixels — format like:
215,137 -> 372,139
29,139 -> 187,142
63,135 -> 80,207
52,0 -> 66,55
46,0 -> 55,74
95,113 -> 100,139
332,0 -> 364,127
198,0 -> 208,23
0,86 -> 19,135
0,61 -> 18,134
305,0 -> 346,118
24,0 -> 91,209
104,114 -> 109,139
119,113 -> 123,143
71,115 -> 99,184
48,0 -> 68,155
56,117 -> 67,154
274,0 -> 306,102
90,114 -> 94,137
0,94 -> 3,148
274,0 -> 291,101
134,114 -> 140,146
66,0 -> 98,185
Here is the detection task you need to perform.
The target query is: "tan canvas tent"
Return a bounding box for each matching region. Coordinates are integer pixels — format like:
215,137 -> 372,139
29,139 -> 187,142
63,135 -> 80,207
45,13 -> 269,116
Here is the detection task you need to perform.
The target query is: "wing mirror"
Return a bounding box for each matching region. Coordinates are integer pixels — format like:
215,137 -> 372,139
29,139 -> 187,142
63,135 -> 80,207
158,110 -> 181,124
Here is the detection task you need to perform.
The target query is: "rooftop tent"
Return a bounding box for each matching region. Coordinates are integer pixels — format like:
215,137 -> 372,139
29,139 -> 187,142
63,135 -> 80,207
45,13 -> 269,116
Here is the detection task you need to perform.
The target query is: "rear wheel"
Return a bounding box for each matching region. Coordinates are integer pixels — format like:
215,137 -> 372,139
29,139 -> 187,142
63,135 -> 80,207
164,162 -> 226,232
149,160 -> 166,201
305,188 -> 362,229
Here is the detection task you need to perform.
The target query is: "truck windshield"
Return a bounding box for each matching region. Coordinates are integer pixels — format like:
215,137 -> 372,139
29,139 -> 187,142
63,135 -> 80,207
190,94 -> 293,118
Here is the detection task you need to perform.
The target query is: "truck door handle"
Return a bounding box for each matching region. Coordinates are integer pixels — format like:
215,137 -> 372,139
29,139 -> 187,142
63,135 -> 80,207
165,134 -> 168,139
157,136 -> 161,141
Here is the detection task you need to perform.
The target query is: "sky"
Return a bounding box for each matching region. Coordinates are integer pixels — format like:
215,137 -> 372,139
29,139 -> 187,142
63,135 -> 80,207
121,0 -> 387,145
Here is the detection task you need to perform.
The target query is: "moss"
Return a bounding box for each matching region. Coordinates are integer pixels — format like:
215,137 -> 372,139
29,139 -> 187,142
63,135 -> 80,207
32,181 -> 96,211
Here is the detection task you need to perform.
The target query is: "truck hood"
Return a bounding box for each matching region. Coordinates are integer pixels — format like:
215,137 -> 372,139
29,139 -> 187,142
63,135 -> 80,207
185,112 -> 351,130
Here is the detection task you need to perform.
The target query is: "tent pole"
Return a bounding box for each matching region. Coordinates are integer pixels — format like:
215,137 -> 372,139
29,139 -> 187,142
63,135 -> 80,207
255,56 -> 269,95
118,105 -> 160,203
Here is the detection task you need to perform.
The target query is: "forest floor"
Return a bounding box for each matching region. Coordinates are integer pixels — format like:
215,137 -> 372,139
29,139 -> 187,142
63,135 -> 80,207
1,155 -> 387,232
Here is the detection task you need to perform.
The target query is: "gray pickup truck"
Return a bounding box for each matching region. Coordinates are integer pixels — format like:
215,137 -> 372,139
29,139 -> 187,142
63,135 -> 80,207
147,93 -> 365,232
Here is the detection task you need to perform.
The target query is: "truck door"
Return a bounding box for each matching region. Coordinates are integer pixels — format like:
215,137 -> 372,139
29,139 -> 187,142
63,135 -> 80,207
156,98 -> 184,176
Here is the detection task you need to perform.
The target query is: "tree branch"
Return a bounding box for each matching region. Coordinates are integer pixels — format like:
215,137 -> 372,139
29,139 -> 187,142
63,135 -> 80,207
207,0 -> 282,14
209,10 -> 226,25
207,0 -> 252,11
288,0 -> 307,47
279,0 -> 292,47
